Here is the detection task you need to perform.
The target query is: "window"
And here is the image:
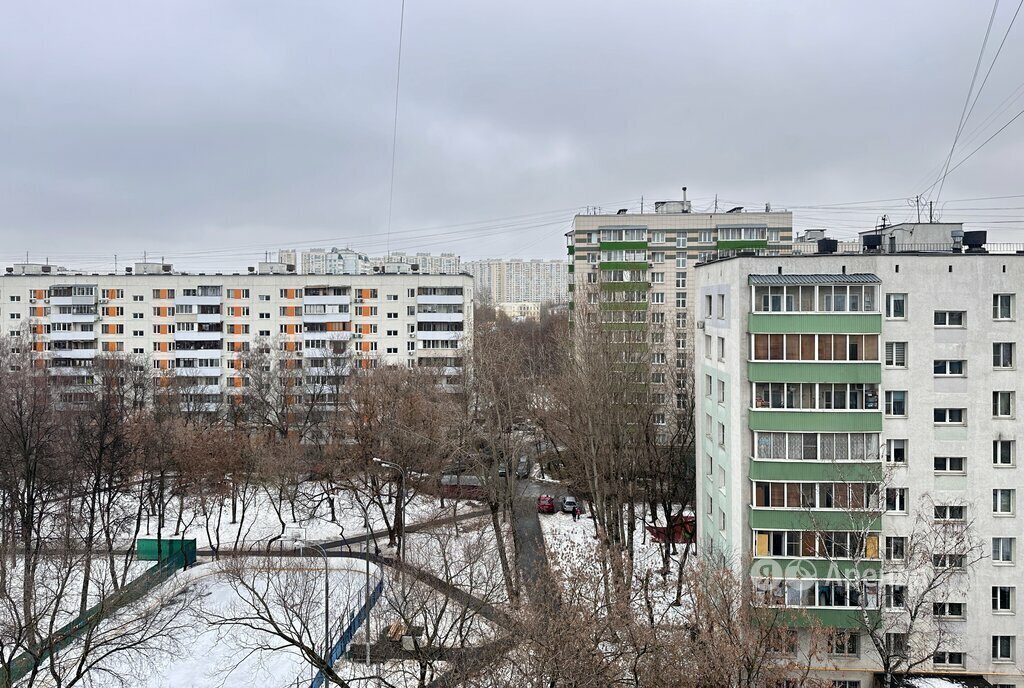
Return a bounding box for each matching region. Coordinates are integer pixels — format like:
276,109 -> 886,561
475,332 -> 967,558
884,584 -> 906,607
934,310 -> 965,327
651,251 -> 665,263
675,235 -> 687,249
994,293 -> 1014,320
698,229 -> 713,243
993,537 -> 1016,563
651,272 -> 664,284
651,292 -> 665,304
992,635 -> 1015,662
132,330 -> 144,337
651,231 -> 665,243
832,682 -> 861,688
885,391 -> 906,416
717,337 -> 725,361
994,488 -> 1016,515
885,537 -> 906,561
886,488 -> 907,513
386,294 -> 398,301
717,380 -> 726,405
933,650 -> 965,666
132,294 -> 144,302
9,295 -> 20,302
994,391 -> 1015,418
933,456 -> 965,473
994,342 -> 1015,368
934,408 -> 965,424
704,414 -> 712,438
258,294 -> 270,301
828,631 -> 859,656
717,294 -> 725,319
886,633 -> 908,657
933,360 -> 965,376
934,504 -> 966,521
993,587 -> 1016,614
885,293 -> 906,319
386,312 -> 398,319
717,422 -> 725,447
886,439 -> 907,465
704,334 -> 711,359
885,342 -> 907,367
676,292 -> 686,308
933,553 -> 966,569
385,347 -> 398,354
705,374 -> 713,397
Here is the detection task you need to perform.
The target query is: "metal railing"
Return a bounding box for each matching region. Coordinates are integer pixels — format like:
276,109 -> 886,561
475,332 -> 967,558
698,242 -> 1024,264
308,575 -> 386,688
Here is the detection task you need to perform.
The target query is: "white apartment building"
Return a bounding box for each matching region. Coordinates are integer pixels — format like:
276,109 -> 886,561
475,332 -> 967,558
276,248 -> 370,275
372,252 -> 461,275
694,234 -> 1023,686
569,203 -> 793,367
1,262 -> 471,409
464,258 -> 569,305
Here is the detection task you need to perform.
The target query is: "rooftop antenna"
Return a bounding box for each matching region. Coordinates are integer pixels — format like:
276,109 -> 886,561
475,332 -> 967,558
714,194 -> 719,213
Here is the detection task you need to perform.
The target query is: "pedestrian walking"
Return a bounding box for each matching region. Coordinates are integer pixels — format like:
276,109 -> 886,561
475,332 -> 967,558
573,505 -> 580,522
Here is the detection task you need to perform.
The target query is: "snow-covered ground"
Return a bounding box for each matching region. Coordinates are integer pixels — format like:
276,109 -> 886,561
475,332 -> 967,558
538,508 -> 691,622
136,484 -> 475,553
67,560 -> 377,688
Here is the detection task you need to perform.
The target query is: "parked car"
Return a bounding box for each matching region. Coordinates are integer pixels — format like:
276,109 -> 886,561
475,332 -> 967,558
561,496 -> 578,514
537,495 -> 556,514
515,457 -> 529,479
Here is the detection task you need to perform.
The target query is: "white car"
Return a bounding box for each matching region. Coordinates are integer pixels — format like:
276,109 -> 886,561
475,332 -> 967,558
561,496 -> 578,513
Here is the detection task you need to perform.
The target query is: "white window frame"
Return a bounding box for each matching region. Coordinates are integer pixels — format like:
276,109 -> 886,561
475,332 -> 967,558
884,391 -> 907,417
994,391 -> 1016,418
994,342 -> 1015,369
885,439 -> 907,465
934,310 -> 966,327
994,293 -> 1014,320
992,537 -> 1016,564
885,293 -> 906,319
993,488 -> 1016,515
885,341 -> 907,368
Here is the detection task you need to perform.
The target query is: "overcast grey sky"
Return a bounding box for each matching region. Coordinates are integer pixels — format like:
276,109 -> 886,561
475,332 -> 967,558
2,1 -> 1023,271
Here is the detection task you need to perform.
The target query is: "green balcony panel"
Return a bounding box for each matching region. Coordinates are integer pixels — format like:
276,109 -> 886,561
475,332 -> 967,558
567,246 -> 575,255
776,608 -> 877,630
748,409 -> 882,432
749,460 -> 883,482
751,558 -> 879,580
602,323 -> 647,331
749,507 -> 881,531
568,265 -> 574,273
599,302 -> 648,311
599,261 -> 649,271
717,239 -> 769,250
747,361 -> 881,384
599,241 -> 647,251
600,282 -> 651,292
748,313 -> 882,334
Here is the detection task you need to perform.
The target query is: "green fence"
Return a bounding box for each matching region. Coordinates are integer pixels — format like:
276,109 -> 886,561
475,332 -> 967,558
1,541 -> 194,686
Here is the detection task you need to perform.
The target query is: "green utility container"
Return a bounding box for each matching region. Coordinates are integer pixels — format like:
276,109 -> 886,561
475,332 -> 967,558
136,538 -> 197,565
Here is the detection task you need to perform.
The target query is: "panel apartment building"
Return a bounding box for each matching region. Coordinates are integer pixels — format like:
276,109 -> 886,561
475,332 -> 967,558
464,258 -> 569,305
568,202 -> 793,368
0,261 -> 471,408
694,231 -> 1023,686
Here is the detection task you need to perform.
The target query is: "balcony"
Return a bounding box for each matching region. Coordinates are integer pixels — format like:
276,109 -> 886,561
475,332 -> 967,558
49,330 -> 98,341
416,330 -> 464,341
302,312 -> 351,324
175,295 -> 222,307
49,295 -> 97,307
303,295 -> 351,306
173,331 -> 223,341
51,312 -> 98,324
175,367 -> 223,377
416,312 -> 463,322
416,295 -> 463,306
51,349 -> 98,359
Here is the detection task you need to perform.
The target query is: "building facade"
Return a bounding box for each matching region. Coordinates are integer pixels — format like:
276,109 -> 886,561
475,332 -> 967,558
694,243 -> 1023,685
2,262 -> 471,408
464,258 -> 569,305
371,252 -> 461,275
569,205 -> 793,369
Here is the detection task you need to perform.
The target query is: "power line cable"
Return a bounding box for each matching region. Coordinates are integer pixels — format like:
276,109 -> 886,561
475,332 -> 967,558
930,0 -> 1000,202
384,0 -> 406,255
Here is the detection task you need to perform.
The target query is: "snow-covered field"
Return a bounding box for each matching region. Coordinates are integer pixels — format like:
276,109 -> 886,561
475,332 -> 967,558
75,560 -> 377,688
538,508 -> 691,622
137,485 -> 473,553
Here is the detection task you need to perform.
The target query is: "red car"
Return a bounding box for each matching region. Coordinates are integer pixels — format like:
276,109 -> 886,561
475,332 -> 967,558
537,495 -> 556,514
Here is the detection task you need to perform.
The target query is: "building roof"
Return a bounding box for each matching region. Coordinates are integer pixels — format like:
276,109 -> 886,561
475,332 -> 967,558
748,273 -> 881,285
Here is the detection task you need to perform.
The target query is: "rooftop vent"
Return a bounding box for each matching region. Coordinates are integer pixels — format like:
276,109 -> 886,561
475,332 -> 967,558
963,230 -> 987,253
816,239 -> 838,255
726,206 -> 743,214
125,267 -> 133,274
616,208 -> 628,215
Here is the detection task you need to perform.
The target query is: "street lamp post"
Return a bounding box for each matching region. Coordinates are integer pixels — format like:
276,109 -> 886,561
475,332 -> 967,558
372,458 -> 407,563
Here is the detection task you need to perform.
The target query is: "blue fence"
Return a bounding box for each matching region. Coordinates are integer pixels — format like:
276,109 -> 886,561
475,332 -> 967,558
309,576 -> 385,688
